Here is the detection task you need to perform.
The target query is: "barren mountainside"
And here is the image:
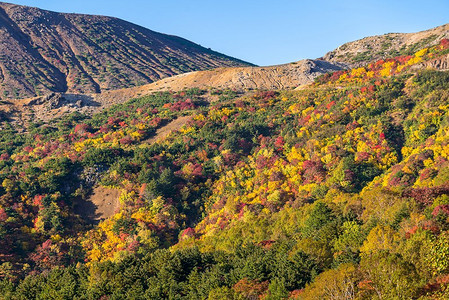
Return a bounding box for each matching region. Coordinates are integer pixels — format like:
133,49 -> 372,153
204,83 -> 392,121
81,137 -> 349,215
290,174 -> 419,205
322,23 -> 449,66
0,2 -> 251,99
126,59 -> 345,93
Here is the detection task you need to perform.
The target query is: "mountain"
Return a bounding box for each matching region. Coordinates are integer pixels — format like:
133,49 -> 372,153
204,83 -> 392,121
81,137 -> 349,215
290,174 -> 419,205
87,59 -> 344,105
1,32 -> 449,298
322,23 -> 449,66
0,2 -> 251,100
2,7 -> 449,298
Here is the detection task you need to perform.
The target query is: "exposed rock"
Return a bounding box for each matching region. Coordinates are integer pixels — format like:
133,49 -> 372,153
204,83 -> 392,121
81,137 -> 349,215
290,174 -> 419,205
46,93 -> 64,110
424,54 -> 449,70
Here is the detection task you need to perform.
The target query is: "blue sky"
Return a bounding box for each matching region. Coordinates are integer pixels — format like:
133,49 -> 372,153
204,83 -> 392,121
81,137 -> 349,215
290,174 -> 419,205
6,0 -> 449,66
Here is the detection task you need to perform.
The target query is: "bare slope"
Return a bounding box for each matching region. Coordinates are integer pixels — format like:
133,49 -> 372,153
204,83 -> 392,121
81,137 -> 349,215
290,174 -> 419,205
0,2 -> 251,99
143,59 -> 344,92
322,23 -> 449,66
84,58 -> 344,107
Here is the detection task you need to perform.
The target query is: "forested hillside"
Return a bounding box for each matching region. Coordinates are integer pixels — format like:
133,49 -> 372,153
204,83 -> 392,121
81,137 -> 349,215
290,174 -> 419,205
1,39 -> 449,299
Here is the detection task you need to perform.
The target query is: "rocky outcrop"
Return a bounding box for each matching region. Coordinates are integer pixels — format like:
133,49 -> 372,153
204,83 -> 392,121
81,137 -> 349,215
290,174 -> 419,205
26,92 -> 97,110
424,54 -> 449,70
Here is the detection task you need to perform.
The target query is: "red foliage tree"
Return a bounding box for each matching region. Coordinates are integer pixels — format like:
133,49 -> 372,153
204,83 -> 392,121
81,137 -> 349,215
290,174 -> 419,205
302,160 -> 326,183
120,136 -> 133,145
180,227 -> 195,240
74,123 -> 91,136
0,208 -> 7,222
432,205 -> 449,217
403,186 -> 449,205
233,278 -> 269,299
274,136 -> 285,150
29,240 -> 66,272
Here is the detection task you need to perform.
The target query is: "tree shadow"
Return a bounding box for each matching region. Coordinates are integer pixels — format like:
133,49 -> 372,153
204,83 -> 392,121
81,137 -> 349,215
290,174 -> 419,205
73,197 -> 101,225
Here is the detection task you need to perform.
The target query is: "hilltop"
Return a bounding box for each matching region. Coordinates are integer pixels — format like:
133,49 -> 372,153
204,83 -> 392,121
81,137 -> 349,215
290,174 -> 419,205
0,2 -> 250,99
322,23 -> 449,66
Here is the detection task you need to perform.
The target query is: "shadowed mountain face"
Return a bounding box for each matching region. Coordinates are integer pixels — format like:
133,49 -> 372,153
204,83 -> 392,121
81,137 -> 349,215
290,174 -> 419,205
0,2 -> 252,99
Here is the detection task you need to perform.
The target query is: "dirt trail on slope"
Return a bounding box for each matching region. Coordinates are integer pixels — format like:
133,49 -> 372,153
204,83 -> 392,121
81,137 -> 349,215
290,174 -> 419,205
144,115 -> 192,144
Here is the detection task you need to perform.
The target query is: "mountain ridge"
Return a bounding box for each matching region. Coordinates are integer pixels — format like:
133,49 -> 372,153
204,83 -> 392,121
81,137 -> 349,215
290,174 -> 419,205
0,2 -> 252,99
0,59 -> 346,127
322,23 -> 449,66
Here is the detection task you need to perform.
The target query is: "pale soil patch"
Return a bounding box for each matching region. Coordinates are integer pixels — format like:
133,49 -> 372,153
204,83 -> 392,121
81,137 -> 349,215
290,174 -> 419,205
89,186 -> 121,221
74,186 -> 121,223
144,115 -> 192,144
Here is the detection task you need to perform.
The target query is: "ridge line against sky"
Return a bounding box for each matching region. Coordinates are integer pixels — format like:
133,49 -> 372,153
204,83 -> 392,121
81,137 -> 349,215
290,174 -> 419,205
4,0 -> 449,66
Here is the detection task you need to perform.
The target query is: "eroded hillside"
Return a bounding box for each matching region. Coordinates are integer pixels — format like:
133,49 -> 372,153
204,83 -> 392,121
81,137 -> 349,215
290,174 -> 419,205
0,59 -> 344,127
0,2 -> 251,99
322,23 -> 449,66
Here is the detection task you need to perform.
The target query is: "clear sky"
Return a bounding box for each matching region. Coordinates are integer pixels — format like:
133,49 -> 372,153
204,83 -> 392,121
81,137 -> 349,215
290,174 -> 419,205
5,0 -> 449,66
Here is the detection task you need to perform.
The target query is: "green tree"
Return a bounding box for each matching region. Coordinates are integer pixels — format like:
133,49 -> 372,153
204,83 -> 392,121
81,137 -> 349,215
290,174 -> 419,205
266,277 -> 288,299
360,251 -> 421,299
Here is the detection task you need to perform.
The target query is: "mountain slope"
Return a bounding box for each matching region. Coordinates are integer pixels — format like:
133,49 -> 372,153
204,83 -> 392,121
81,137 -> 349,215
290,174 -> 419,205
0,59 -> 344,128
322,23 -> 449,66
1,32 -> 449,298
1,38 -> 449,298
83,59 -> 344,104
141,59 -> 344,92
0,2 -> 251,99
